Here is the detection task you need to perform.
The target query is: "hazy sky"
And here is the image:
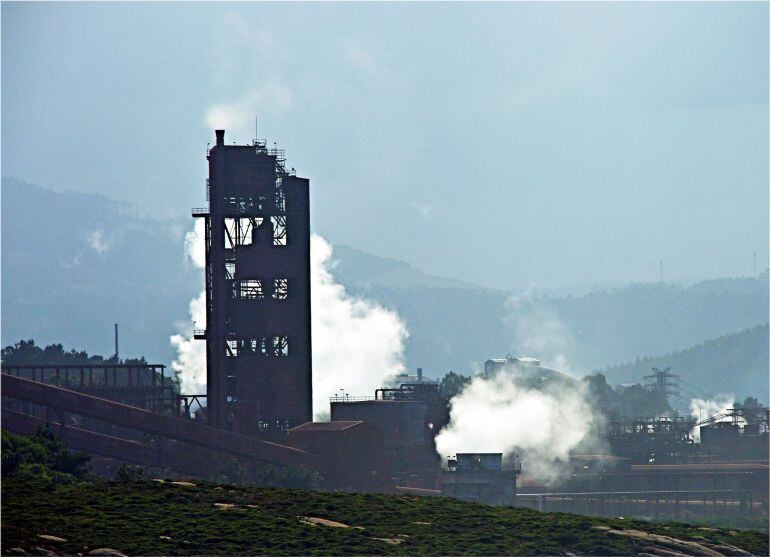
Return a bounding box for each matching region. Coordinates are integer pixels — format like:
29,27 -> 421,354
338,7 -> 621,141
3,2 -> 768,289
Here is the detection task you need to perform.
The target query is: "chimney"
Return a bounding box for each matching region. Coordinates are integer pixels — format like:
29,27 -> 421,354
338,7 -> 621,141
215,129 -> 225,147
417,367 -> 423,382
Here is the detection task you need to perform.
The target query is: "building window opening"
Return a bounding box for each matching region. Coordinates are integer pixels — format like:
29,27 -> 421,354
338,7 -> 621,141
273,279 -> 288,300
271,216 -> 287,246
272,336 -> 289,357
244,338 -> 268,356
239,279 -> 264,299
224,196 -> 261,213
226,340 -> 238,357
225,217 -> 263,249
225,261 -> 235,280
258,418 -> 293,431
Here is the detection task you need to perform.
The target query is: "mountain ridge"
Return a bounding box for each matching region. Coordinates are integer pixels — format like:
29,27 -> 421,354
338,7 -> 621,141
2,177 -> 767,402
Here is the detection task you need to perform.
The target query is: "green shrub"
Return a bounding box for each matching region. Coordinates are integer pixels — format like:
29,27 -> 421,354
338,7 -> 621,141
115,464 -> 145,482
2,426 -> 90,482
15,462 -> 51,483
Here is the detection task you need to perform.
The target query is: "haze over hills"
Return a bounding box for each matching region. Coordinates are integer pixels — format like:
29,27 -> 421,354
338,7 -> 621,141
1,178 -> 201,364
2,178 -> 767,401
599,323 -> 769,408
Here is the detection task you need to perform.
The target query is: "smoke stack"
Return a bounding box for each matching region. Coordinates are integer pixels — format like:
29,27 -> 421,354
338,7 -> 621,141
215,129 -> 225,147
114,323 -> 119,361
417,367 -> 423,382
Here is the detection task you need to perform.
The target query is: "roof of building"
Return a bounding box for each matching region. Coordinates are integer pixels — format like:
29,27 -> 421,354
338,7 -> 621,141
288,420 -> 365,433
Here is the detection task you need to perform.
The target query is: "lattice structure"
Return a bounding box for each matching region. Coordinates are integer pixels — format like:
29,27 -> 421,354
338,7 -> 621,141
193,130 -> 311,437
1,364 -> 172,414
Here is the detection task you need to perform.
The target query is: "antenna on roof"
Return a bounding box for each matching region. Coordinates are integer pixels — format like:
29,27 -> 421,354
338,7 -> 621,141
255,116 -> 258,143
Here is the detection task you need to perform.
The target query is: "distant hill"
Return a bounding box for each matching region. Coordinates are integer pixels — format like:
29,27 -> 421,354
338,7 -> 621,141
350,278 -> 768,383
2,178 -> 767,400
1,177 -> 200,364
331,244 -> 486,291
527,277 -> 768,371
599,324 -> 769,404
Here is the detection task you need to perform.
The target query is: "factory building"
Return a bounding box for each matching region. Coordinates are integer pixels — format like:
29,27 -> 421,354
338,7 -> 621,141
330,381 -> 449,486
441,453 -> 522,506
287,421 -> 389,492
194,130 -> 312,437
484,355 -> 575,384
699,407 -> 769,461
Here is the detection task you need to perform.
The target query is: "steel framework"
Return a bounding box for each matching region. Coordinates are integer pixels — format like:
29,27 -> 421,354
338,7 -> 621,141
1,364 -> 172,413
194,129 -> 312,437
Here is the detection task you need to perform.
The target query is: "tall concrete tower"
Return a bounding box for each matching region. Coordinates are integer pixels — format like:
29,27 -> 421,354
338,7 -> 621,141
194,129 -> 312,437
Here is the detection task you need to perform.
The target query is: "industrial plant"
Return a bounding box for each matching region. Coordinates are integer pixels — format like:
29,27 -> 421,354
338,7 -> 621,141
2,130 -> 767,527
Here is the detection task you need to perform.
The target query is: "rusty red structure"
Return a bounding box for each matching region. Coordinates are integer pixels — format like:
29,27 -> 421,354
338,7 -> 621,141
330,382 -> 450,487
1,363 -> 172,413
194,130 -> 312,437
1,374 -> 389,491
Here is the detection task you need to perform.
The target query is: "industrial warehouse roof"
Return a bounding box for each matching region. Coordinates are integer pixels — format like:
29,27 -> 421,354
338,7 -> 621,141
289,421 -> 365,432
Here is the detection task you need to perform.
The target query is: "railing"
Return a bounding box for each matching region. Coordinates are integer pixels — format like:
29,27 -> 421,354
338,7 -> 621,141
329,395 -> 377,402
1,364 -> 171,412
191,207 -> 209,217
515,489 -> 756,518
193,329 -> 207,339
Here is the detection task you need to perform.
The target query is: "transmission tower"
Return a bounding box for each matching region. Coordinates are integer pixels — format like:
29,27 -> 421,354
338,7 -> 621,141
644,367 -> 680,410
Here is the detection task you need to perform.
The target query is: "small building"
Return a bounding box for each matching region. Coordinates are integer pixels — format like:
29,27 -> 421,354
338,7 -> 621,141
484,355 -> 575,384
287,421 -> 387,492
441,452 -> 521,506
700,419 -> 769,461
330,383 -> 449,487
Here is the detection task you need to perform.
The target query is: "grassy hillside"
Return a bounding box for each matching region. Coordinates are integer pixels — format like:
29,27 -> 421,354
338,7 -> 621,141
600,324 -> 769,402
3,478 -> 768,556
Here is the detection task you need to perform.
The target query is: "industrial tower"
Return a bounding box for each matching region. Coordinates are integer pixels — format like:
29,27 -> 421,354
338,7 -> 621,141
193,129 -> 312,437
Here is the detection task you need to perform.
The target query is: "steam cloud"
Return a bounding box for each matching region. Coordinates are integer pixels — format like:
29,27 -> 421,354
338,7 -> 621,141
310,234 -> 408,418
435,371 -> 600,482
87,229 -> 112,255
504,295 -> 576,374
169,220 -> 207,394
689,395 -> 735,442
435,295 -> 601,483
169,223 -> 408,418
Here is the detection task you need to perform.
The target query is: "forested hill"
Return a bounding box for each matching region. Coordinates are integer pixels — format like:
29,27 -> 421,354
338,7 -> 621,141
2,178 -> 767,400
599,324 -> 769,402
358,275 -> 768,385
1,177 -> 200,364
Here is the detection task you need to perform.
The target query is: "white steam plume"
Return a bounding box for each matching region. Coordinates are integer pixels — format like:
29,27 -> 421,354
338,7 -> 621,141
170,220 -> 207,394
504,295 -> 576,373
435,371 -> 600,483
310,234 -> 408,419
435,295 -> 602,483
170,291 -> 207,394
169,224 -> 408,418
690,395 -> 735,442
